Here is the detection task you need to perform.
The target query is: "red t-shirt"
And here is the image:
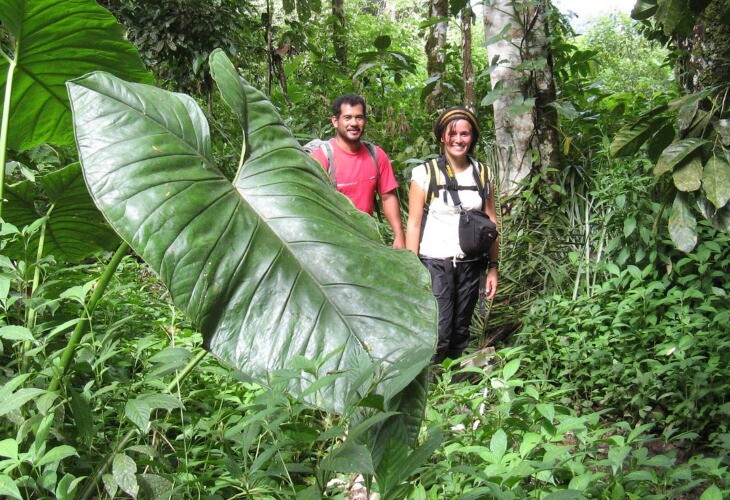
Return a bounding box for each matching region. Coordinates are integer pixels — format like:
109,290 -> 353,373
311,140 -> 399,215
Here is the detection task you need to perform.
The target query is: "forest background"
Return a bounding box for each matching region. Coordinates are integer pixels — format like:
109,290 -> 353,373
0,0 -> 729,498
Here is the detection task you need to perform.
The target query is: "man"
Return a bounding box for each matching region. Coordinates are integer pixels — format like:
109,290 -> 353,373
311,94 -> 405,249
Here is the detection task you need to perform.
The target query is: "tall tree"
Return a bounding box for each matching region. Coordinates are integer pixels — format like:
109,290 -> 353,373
461,4 -> 476,110
425,0 -> 449,111
483,0 -> 561,200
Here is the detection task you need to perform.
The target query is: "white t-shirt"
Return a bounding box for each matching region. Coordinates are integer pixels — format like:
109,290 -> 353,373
411,161 -> 485,259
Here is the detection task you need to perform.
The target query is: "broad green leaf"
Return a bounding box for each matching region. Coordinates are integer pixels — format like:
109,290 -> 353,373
623,217 -> 636,238
0,325 -> 33,342
0,0 -> 152,150
35,445 -> 78,467
673,155 -> 703,192
112,453 -> 138,498
0,388 -> 46,417
702,153 -> 730,209
321,442 -> 374,474
102,473 -> 118,498
502,359 -> 520,380
55,473 -> 79,500
67,60 -> 437,414
700,484 -> 723,500
0,474 -> 22,500
125,399 -> 151,432
654,139 -> 707,176
668,193 -> 697,253
0,439 -> 18,459
490,429 -> 508,461
3,164 -> 119,262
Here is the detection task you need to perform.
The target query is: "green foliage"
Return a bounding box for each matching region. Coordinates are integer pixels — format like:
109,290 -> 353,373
3,163 -> 119,263
577,13 -> 672,100
99,0 -> 263,96
0,0 -> 152,151
418,349 -> 729,498
517,223 -> 730,446
611,90 -> 730,250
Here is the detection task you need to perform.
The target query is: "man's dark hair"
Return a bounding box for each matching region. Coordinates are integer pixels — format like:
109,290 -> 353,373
332,94 -> 367,118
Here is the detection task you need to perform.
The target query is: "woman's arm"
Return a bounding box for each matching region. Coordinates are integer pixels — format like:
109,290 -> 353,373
483,182 -> 499,299
405,181 -> 426,255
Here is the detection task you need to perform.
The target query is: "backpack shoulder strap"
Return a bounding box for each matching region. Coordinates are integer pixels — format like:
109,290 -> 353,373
362,141 -> 378,167
471,160 -> 491,201
322,140 -> 336,184
424,158 -> 441,208
361,140 -> 383,220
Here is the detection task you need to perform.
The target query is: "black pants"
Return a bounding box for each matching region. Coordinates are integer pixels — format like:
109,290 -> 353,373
421,257 -> 482,364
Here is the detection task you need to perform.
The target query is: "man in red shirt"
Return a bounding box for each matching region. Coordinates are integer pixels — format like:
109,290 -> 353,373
311,94 -> 405,249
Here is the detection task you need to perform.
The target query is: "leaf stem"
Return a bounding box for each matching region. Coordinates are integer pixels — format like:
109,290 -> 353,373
48,242 -> 129,393
0,49 -> 17,218
78,348 -> 208,500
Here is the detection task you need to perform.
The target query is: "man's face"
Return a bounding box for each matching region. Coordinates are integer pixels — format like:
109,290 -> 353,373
332,103 -> 366,143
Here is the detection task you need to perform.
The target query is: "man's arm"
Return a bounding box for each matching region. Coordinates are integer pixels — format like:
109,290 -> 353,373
382,190 -> 405,249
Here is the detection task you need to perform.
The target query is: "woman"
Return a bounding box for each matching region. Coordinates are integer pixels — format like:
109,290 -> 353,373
406,107 -> 499,364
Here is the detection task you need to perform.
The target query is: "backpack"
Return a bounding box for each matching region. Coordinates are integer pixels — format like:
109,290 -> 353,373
303,138 -> 383,220
421,156 -> 498,259
423,156 -> 490,207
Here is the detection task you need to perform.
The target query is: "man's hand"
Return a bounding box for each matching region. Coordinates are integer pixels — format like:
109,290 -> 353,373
392,235 -> 406,249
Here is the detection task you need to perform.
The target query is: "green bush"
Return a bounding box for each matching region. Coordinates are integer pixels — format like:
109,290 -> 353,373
517,223 -> 730,449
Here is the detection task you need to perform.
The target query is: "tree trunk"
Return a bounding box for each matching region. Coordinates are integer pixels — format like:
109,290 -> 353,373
676,0 -> 730,94
425,0 -> 449,112
483,0 -> 561,200
461,5 -> 476,110
332,0 -> 348,68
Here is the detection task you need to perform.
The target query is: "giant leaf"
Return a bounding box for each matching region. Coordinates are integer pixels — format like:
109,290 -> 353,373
67,64 -> 438,414
3,163 -> 119,262
0,0 -> 152,151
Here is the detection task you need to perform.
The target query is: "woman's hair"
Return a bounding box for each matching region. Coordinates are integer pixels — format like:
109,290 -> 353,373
433,106 -> 480,155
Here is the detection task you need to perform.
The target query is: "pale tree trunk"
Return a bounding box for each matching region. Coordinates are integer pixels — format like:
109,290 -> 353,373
483,0 -> 560,201
332,0 -> 347,68
461,4 -> 476,110
425,0 -> 449,112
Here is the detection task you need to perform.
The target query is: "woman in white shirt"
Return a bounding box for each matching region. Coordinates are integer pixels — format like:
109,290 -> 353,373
406,107 -> 500,364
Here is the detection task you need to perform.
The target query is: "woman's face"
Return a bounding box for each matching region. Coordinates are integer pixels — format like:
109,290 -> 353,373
441,119 -> 473,161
